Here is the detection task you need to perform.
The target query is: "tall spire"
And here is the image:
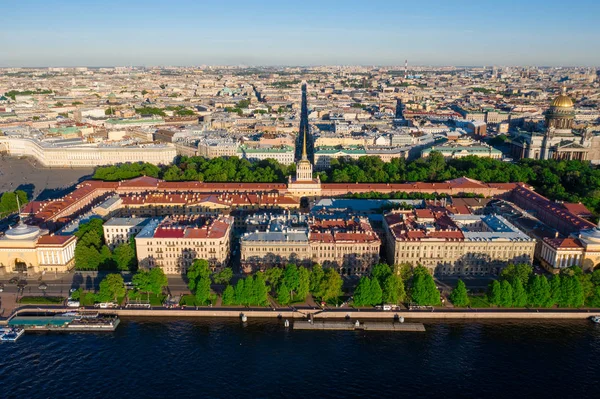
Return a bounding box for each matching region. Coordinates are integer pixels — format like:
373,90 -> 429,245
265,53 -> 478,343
301,126 -> 308,160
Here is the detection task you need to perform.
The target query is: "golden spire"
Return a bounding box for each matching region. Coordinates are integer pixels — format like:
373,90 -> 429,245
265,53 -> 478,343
301,126 -> 307,160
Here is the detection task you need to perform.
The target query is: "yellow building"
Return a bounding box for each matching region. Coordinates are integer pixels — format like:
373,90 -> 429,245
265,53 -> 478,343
0,222 -> 76,274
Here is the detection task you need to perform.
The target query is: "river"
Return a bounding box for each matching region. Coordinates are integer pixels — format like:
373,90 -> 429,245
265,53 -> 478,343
1,318 -> 599,398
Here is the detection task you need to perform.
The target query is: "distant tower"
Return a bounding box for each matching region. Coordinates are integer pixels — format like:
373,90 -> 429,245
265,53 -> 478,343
295,127 -> 313,181
404,59 -> 408,79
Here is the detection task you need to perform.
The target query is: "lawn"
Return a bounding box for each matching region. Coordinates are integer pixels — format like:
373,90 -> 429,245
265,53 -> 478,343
180,293 -> 218,307
468,295 -> 491,308
18,296 -> 65,304
128,291 -> 166,306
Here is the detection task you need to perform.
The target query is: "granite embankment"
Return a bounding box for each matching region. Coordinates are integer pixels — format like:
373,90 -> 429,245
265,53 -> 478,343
3,307 -> 600,324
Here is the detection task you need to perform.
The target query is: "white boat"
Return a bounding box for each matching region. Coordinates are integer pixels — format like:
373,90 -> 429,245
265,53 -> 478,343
0,328 -> 25,342
590,316 -> 600,324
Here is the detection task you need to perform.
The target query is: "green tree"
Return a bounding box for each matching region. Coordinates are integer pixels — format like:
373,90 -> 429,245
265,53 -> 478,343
234,279 -> 247,305
213,267 -> 233,285
500,264 -> 533,286
282,264 -> 300,300
187,259 -> 210,291
132,270 -> 151,300
382,274 -> 406,305
222,285 -> 235,305
277,282 -> 291,305
527,276 -> 551,307
370,278 -> 383,306
148,267 -> 168,296
511,278 -> 528,307
251,273 -> 269,306
488,280 -> 502,305
548,274 -> 561,306
265,267 -> 283,291
499,280 -> 513,307
320,268 -> 343,304
195,276 -> 212,305
354,277 -> 373,306
411,272 -> 441,306
296,267 -> 310,302
113,242 -> 136,271
395,263 -> 414,283
371,263 -> 392,286
449,280 -> 469,307
97,274 -> 125,303
309,264 -> 324,297
70,288 -> 82,301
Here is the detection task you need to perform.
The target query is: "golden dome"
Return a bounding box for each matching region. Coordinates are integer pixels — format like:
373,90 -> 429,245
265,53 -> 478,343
551,95 -> 574,108
551,87 -> 574,108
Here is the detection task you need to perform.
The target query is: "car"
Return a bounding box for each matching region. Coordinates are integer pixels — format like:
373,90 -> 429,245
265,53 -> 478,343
66,300 -> 80,308
124,282 -> 134,290
69,288 -> 77,293
8,277 -> 18,285
38,283 -> 48,290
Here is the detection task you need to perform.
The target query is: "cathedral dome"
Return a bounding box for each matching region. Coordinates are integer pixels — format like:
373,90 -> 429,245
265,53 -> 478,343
550,87 -> 574,108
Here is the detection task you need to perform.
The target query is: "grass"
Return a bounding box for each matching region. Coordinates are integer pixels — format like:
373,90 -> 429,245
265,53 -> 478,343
128,291 -> 166,306
18,296 -> 65,304
180,294 -> 198,306
468,295 -> 491,308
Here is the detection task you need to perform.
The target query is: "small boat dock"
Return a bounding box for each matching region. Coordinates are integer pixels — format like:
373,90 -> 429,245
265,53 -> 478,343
8,311 -> 120,333
293,320 -> 425,332
0,327 -> 25,342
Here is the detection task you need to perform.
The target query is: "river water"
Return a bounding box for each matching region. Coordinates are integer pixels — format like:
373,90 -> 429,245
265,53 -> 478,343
1,318 -> 599,398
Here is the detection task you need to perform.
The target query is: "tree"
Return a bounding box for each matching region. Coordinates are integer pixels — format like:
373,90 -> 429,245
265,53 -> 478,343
70,288 -> 82,301
411,272 -> 441,306
370,278 -> 383,306
234,279 -> 247,305
97,274 -> 125,303
113,242 -> 136,271
222,285 -> 235,305
252,273 -> 269,306
213,267 -> 233,285
382,274 -> 406,305
548,274 -> 561,307
265,267 -> 283,291
278,282 -> 291,305
527,276 -> 552,307
132,270 -> 151,300
319,268 -> 343,304
187,259 -> 210,291
395,263 -> 413,283
488,280 -> 502,306
309,264 -> 324,297
148,268 -> 168,296
499,280 -> 513,307
372,263 -> 392,286
296,267 -> 310,302
449,280 -> 469,307
282,264 -> 300,299
511,278 -> 528,307
500,264 -> 533,286
195,276 -> 211,306
354,277 -> 372,306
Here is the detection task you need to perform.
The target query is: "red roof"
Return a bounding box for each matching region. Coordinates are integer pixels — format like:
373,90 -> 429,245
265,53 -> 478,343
37,234 -> 75,246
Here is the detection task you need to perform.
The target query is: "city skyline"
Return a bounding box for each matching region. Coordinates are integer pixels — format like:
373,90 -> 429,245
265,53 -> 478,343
2,0 -> 600,67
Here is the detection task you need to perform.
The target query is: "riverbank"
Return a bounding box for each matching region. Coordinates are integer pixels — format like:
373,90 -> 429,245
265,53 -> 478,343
3,306 -> 600,324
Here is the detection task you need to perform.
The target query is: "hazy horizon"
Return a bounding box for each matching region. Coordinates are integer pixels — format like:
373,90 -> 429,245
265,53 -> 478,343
1,0 -> 600,67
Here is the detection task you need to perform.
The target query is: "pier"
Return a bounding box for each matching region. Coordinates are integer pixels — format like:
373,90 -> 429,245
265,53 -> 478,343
293,320 -> 425,332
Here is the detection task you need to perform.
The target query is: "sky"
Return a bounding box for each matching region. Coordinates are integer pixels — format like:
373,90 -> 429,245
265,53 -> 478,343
1,0 -> 599,67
